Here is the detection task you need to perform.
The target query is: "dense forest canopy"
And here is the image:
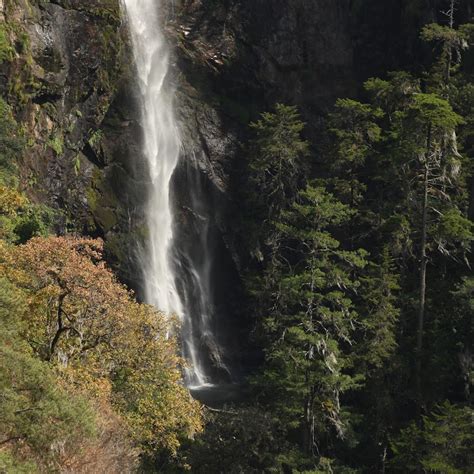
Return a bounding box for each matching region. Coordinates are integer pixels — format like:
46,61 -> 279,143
1,0 -> 473,472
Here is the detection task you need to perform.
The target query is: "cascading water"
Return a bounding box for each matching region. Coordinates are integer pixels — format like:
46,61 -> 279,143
121,0 -> 182,321
121,0 -> 228,390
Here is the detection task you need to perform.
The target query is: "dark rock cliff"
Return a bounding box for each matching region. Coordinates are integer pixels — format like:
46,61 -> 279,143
2,0 -> 123,219
167,0 -> 359,377
1,0 -> 149,287
3,0 -> 470,378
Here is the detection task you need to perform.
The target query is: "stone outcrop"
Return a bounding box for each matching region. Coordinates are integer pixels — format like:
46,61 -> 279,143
2,0 -> 124,229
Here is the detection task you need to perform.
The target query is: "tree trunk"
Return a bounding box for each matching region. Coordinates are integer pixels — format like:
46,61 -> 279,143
304,388 -> 315,456
48,292 -> 67,360
416,160 -> 429,408
445,0 -> 455,85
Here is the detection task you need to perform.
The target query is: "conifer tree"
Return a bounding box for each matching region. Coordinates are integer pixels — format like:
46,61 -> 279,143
327,98 -> 383,208
246,104 -> 310,260
255,185 -> 367,460
389,92 -> 471,404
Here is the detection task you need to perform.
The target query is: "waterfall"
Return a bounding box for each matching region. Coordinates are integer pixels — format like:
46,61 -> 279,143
121,0 -> 223,389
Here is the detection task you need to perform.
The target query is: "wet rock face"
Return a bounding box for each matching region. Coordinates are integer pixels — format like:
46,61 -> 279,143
2,0 -> 126,230
2,0 -> 151,286
168,0 -> 357,376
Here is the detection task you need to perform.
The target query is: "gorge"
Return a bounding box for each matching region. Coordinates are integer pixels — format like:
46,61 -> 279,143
0,0 -> 473,472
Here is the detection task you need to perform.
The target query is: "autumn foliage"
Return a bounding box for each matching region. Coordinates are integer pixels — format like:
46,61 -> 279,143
0,236 -> 202,471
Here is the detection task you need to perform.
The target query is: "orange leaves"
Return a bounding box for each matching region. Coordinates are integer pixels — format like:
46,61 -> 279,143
2,236 -> 131,364
0,235 -> 203,456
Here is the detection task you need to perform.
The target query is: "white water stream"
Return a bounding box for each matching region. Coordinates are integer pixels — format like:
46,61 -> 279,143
121,0 -> 212,388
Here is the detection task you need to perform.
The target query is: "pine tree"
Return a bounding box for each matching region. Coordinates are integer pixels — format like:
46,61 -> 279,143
246,104 -> 310,260
421,0 -> 473,93
254,185 -> 367,462
327,98 -> 383,208
389,92 -> 470,404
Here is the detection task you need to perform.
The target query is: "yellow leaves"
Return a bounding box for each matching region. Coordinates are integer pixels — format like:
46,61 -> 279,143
0,235 -> 203,456
1,236 -> 130,361
58,365 -> 113,402
108,303 -> 203,454
322,399 -> 336,412
0,241 -> 30,287
0,185 -> 27,217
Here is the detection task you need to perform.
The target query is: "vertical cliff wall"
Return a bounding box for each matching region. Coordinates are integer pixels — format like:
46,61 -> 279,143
167,0 -> 358,378
1,0 -> 151,289
4,0 -> 468,380
2,0 -> 123,223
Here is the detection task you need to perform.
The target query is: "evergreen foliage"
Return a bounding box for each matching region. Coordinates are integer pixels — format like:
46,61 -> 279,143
391,402 -> 474,473
254,184 -> 367,458
245,104 -> 310,259
216,9 -> 474,472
